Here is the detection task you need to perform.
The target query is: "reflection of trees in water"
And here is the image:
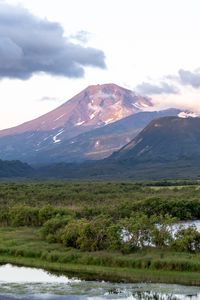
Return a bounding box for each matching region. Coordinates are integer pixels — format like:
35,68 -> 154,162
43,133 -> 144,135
108,287 -> 125,295
0,297 -> 82,300
108,288 -> 197,300
132,291 -> 192,300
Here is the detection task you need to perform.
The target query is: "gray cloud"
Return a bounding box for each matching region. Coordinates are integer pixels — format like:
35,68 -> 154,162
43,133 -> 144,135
70,31 -> 92,43
136,81 -> 179,95
179,69 -> 200,88
0,3 -> 106,80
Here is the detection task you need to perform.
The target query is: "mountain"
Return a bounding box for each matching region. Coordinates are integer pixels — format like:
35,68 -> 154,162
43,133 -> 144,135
0,83 -> 152,164
111,116 -> 200,163
34,109 -> 180,164
36,116 -> 200,180
0,83 -> 152,138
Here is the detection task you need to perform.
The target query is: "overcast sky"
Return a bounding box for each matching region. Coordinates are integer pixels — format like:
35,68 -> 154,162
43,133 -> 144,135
1,0 -> 200,129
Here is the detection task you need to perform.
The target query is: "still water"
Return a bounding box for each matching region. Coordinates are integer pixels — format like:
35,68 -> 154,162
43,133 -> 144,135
0,264 -> 200,300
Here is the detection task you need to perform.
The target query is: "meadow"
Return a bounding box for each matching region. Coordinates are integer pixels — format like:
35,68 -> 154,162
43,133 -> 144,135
1,181 -> 200,284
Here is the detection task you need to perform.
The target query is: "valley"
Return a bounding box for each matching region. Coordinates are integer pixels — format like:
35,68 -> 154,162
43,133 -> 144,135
1,84 -> 200,291
1,0 -> 200,298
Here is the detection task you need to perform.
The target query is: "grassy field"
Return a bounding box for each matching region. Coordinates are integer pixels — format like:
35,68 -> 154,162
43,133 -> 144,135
1,181 -> 200,285
1,227 -> 200,285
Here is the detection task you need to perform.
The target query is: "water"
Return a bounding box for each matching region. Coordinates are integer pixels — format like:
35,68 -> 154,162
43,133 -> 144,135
122,220 -> 200,244
174,220 -> 200,231
0,264 -> 200,300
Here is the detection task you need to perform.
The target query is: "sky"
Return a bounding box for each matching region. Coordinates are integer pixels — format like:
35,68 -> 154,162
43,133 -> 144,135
1,0 -> 200,129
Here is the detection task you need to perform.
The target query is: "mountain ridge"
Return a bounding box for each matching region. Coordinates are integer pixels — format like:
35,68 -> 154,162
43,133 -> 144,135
110,116 -> 200,163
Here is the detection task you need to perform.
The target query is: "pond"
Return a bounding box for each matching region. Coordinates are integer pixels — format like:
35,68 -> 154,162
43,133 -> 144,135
0,264 -> 200,299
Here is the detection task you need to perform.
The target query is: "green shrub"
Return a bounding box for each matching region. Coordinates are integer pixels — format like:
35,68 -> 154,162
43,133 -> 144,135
171,225 -> 200,253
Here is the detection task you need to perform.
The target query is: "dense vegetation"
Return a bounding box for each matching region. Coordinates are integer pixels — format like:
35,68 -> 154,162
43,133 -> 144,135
1,181 -> 200,283
0,160 -> 32,177
1,181 -> 200,219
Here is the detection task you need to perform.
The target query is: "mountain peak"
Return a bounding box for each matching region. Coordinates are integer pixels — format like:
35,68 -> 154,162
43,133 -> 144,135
85,83 -> 128,92
83,83 -> 140,99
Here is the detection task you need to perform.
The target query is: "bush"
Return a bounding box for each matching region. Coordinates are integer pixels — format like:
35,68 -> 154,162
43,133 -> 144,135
9,206 -> 39,227
151,215 -> 176,248
60,216 -> 122,251
40,215 -> 72,242
171,225 -> 200,252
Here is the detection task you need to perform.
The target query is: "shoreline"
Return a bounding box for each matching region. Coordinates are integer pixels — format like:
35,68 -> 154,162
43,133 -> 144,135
1,255 -> 200,286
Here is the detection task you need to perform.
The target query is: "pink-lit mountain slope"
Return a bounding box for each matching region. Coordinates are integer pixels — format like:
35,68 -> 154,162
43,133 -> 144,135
0,84 -> 153,164
0,83 -> 152,139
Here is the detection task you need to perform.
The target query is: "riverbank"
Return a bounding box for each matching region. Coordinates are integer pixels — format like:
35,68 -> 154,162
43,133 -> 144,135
2,256 -> 200,286
1,227 -> 200,286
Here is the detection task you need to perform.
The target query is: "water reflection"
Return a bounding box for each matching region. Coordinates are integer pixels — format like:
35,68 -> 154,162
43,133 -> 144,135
0,296 -> 83,300
0,264 -> 75,283
0,264 -> 200,299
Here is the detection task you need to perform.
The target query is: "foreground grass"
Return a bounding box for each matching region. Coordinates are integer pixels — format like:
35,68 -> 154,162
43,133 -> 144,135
1,227 -> 200,285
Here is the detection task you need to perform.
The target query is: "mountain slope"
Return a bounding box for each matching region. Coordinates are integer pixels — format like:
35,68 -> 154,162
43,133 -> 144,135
34,109 -> 180,164
0,109 -> 180,164
0,83 -> 152,163
111,116 -> 200,163
0,83 -> 152,139
36,116 -> 200,180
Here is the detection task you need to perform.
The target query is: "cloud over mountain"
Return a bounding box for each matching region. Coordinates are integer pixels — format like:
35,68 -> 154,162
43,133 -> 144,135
136,81 -> 179,95
0,3 -> 106,80
179,69 -> 200,88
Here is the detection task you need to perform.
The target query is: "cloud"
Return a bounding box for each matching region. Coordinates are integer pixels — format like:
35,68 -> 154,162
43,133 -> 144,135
0,3 -> 106,80
136,81 -> 179,96
179,69 -> 200,88
39,96 -> 59,102
70,31 -> 92,44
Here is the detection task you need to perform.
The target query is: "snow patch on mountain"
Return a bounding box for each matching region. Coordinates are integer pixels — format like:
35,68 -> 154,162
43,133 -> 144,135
43,135 -> 52,141
178,112 -> 199,118
133,101 -> 150,110
75,120 -> 85,126
95,140 -> 100,148
54,114 -> 66,122
52,129 -> 65,143
89,113 -> 95,120
104,118 -> 114,125
88,102 -> 102,120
